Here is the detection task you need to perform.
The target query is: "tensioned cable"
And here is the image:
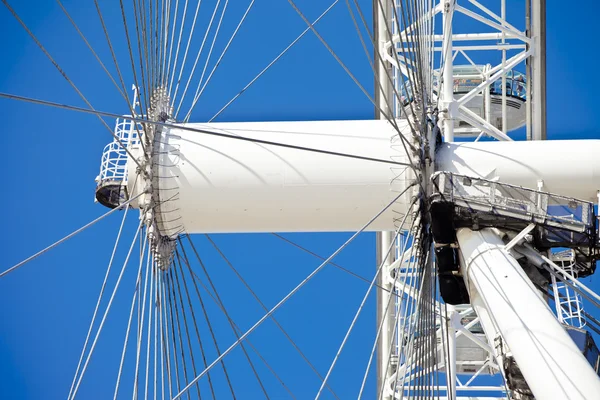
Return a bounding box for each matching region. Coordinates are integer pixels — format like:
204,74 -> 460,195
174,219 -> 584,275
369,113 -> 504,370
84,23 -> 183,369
357,203 -> 420,399
1,192 -> 143,279
133,238 -> 152,399
184,0 -> 256,122
152,265 -> 160,400
166,268 -> 192,400
272,232 -> 399,295
171,257 -> 204,400
179,240 -> 296,399
119,0 -> 149,116
0,91 -> 412,167
55,0 -> 128,102
157,268 -> 166,400
316,199 -> 418,399
126,246 -> 152,398
392,236 -> 430,398
112,247 -> 145,400
386,0 -> 427,125
209,0 -> 340,122
93,0 -> 130,103
379,222 -> 424,399
175,0 -> 226,117
170,0 -> 208,108
1,0 -> 143,170
348,0 -> 421,151
70,221 -> 144,399
143,254 -> 157,399
93,0 -> 148,155
177,242 -> 237,398
200,237 -> 274,399
172,188 -> 407,399
132,0 -> 151,115
164,269 -> 183,397
173,250 -> 217,399
205,234 -> 338,400
66,205 -> 131,400
159,270 -> 175,399
167,0 -> 191,99
285,0 -> 417,150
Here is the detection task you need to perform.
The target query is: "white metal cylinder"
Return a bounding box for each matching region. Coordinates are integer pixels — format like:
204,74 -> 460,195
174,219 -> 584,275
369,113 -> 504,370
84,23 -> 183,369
129,119 -> 417,233
436,140 -> 600,201
456,227 -> 600,400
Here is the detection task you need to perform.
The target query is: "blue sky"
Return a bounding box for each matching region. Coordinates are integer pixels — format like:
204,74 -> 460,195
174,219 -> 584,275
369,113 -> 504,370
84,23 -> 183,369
0,1 -> 599,399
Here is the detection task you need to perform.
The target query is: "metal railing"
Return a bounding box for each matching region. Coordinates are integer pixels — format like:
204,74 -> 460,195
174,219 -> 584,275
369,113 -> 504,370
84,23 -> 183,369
551,250 -> 586,329
431,172 -> 595,238
97,117 -> 141,186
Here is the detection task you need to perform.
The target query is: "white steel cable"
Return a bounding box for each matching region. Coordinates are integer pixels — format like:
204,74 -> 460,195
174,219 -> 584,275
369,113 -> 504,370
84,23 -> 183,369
178,243 -> 295,398
133,235 -> 152,399
184,0 -> 257,122
317,200 -> 418,399
172,189 -> 408,399
66,205 -> 132,400
153,267 -> 159,400
209,0 -> 340,122
113,237 -> 147,400
379,221 -> 424,398
164,0 -> 180,90
175,0 -> 226,117
357,209 -> 420,399
169,0 -> 206,106
1,193 -> 143,279
70,221 -> 144,399
143,253 -> 156,399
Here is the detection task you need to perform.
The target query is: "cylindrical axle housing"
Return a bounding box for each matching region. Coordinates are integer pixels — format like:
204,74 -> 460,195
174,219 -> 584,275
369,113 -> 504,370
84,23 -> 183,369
125,119 -> 600,234
128,119 -> 417,233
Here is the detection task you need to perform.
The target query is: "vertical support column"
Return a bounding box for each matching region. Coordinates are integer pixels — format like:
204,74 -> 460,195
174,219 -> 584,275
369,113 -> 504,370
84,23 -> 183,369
374,1 -> 396,399
531,0 -> 547,140
377,231 -> 396,400
444,305 -> 457,400
441,0 -> 456,142
501,0 -> 508,135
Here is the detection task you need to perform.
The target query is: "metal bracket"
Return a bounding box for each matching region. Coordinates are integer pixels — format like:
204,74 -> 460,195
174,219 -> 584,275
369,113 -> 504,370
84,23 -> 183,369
504,223 -> 535,251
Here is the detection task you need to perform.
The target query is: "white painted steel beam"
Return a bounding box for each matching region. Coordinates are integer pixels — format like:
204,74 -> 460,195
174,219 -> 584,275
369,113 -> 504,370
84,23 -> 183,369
456,227 -> 600,400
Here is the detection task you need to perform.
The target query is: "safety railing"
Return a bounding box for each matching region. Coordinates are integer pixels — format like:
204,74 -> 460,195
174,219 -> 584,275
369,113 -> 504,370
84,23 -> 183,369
431,172 -> 596,250
97,117 -> 141,186
551,250 -> 586,329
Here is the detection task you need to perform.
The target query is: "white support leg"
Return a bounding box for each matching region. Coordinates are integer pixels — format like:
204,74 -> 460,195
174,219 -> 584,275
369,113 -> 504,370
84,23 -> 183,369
531,0 -> 547,140
444,304 -> 457,400
456,227 -> 600,400
377,231 -> 396,400
441,0 -> 456,142
374,0 -> 396,399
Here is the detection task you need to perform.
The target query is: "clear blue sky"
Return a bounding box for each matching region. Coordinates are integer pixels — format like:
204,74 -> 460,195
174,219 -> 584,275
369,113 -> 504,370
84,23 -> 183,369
0,1 -> 598,399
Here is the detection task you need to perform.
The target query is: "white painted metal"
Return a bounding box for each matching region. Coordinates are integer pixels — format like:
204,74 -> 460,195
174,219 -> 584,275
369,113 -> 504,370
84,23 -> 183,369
457,227 -> 600,400
550,250 -> 586,328
374,2 -> 397,399
124,121 -> 600,234
378,231 -> 396,400
436,139 -> 600,201
127,119 -> 417,233
444,305 -> 458,400
386,0 -> 535,140
441,0 -> 456,142
531,0 -> 547,140
96,118 -> 140,189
